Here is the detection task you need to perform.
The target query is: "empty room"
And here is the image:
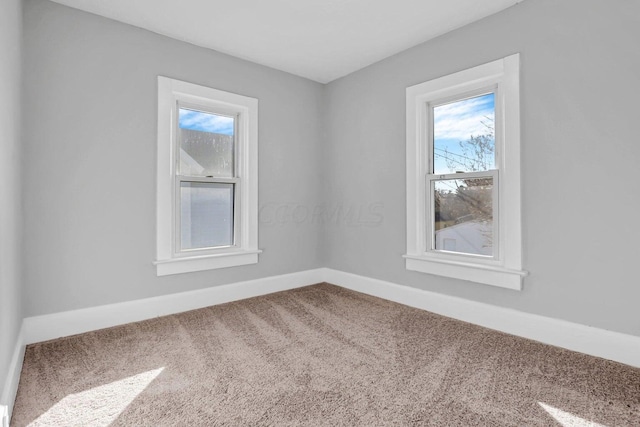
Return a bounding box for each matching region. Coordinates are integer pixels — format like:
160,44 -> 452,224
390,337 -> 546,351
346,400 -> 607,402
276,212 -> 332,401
1,0 -> 639,425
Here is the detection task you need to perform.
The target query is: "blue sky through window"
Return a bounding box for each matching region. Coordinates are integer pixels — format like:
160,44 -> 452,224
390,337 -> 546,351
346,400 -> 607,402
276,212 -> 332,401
179,108 -> 234,136
433,93 -> 495,174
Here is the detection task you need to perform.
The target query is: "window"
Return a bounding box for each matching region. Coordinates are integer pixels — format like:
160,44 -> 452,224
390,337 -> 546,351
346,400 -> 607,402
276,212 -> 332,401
404,54 -> 527,290
155,77 -> 260,276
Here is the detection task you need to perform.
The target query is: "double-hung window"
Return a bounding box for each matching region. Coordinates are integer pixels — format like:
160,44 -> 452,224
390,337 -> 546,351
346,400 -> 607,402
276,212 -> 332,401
405,54 -> 527,290
155,77 -> 260,276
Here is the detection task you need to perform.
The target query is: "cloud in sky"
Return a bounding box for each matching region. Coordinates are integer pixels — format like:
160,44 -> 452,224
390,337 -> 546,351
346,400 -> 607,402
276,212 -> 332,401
433,93 -> 495,174
434,93 -> 494,142
179,108 -> 234,135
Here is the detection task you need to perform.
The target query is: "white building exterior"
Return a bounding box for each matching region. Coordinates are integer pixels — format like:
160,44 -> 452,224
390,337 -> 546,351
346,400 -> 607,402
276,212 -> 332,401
435,221 -> 492,256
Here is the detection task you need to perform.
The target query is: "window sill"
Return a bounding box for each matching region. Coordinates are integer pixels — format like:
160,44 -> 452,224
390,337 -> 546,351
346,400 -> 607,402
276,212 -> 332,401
155,249 -> 262,276
403,254 -> 527,290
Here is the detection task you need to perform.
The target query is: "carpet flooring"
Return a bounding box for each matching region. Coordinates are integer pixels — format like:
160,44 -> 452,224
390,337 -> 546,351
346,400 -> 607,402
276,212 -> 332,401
12,283 -> 640,426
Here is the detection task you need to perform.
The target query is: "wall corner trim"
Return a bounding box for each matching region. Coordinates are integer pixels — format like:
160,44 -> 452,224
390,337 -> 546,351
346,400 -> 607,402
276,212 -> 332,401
19,268 -> 640,374
322,268 -> 640,368
23,269 -> 326,345
1,324 -> 26,425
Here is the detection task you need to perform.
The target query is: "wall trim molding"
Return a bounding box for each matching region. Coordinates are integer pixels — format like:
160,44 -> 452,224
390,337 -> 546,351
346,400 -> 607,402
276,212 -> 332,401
18,268 -> 640,383
1,324 -> 25,425
23,269 -> 324,345
322,268 -> 640,368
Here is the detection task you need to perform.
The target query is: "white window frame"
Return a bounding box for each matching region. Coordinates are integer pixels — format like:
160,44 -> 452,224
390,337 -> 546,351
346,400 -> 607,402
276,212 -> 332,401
404,54 -> 527,290
155,77 -> 260,276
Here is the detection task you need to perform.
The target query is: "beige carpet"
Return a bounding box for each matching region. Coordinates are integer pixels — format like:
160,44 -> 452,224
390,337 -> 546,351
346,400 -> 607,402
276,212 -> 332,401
12,283 -> 640,426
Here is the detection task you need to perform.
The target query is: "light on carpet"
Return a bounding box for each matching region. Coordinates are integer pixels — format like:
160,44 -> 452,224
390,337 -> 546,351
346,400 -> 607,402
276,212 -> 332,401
28,367 -> 164,427
538,402 -> 607,427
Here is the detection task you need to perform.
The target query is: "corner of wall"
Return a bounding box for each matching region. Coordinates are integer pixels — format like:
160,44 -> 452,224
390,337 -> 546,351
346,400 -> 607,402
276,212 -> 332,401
0,0 -> 24,419
0,325 -> 25,424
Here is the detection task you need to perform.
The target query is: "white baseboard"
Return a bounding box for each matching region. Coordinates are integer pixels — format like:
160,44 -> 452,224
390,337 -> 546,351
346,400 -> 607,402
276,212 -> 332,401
323,268 -> 640,368
1,324 -> 25,426
23,269 -> 325,345
20,267 -> 640,371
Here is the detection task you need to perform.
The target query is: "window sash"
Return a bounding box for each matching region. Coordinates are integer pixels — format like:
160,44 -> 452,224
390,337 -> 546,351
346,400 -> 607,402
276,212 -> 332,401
173,101 -> 242,256
426,169 -> 499,260
174,175 -> 241,256
427,86 -> 500,176
176,100 -> 239,179
424,85 -> 501,262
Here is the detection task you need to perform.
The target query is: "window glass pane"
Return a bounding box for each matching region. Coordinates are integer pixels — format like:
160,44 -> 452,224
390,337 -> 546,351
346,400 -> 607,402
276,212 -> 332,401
433,93 -> 495,174
180,182 -> 234,250
179,108 -> 234,177
433,177 -> 493,256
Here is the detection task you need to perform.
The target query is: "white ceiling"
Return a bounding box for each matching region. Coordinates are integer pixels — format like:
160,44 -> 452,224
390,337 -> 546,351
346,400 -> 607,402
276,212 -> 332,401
49,0 -> 523,83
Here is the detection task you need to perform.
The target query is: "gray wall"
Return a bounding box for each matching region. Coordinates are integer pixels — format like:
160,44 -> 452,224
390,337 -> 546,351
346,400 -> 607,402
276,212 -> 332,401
21,0 -> 640,338
0,0 -> 23,402
23,0 -> 324,316
323,0 -> 640,336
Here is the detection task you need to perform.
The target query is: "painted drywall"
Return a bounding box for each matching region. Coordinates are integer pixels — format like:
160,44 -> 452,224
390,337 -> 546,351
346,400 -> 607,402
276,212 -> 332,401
0,0 -> 23,402
323,0 -> 640,336
21,0 -> 640,338
22,0 -> 324,316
